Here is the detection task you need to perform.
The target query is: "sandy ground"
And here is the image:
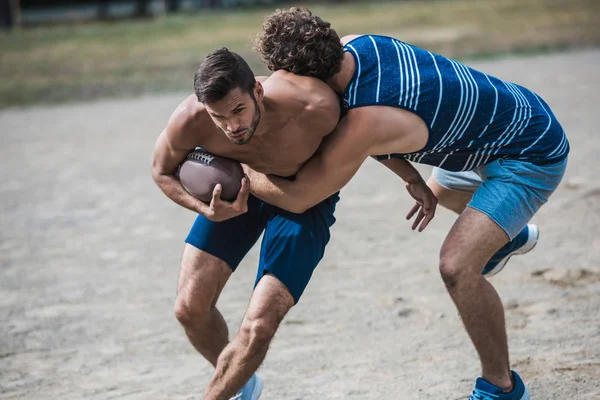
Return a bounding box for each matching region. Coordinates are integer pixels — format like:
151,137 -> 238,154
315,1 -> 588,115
1,50 -> 599,400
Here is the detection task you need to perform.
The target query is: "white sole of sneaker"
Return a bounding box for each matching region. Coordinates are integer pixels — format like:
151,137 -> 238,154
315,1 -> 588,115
521,385 -> 530,400
486,224 -> 539,277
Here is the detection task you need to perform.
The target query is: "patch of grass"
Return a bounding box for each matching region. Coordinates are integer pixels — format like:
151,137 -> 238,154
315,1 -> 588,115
1,0 -> 598,108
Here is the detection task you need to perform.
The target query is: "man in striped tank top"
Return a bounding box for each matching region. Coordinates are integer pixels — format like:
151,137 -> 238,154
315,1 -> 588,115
246,7 -> 570,400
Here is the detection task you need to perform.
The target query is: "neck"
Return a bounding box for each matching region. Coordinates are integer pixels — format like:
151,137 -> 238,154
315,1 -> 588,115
326,52 -> 355,95
252,97 -> 274,140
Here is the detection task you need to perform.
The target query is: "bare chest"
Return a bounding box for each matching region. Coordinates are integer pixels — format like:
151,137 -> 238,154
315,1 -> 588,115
203,124 -> 324,177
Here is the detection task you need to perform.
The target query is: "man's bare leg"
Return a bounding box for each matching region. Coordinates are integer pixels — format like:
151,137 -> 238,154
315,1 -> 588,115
427,175 -> 472,214
203,273 -> 295,399
429,174 -> 538,277
174,244 -> 232,366
439,207 -> 513,390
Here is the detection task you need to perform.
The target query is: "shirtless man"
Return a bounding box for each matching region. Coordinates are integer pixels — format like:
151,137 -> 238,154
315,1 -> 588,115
247,8 -> 570,400
151,48 -> 343,399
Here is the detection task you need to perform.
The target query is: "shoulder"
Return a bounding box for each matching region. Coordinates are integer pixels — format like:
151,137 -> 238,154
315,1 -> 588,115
266,70 -> 341,126
266,70 -> 334,95
340,35 -> 362,45
165,95 -> 212,149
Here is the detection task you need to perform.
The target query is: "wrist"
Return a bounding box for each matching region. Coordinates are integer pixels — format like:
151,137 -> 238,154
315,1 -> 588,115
194,199 -> 209,214
405,174 -> 424,185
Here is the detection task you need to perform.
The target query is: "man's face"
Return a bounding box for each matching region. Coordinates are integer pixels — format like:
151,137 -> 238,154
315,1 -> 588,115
204,87 -> 261,146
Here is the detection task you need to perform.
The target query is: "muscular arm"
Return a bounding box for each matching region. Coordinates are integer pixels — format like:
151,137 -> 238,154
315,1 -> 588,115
375,157 -> 438,232
152,125 -> 212,216
377,157 -> 423,183
249,111 -> 437,228
152,101 -> 250,222
248,113 -> 371,213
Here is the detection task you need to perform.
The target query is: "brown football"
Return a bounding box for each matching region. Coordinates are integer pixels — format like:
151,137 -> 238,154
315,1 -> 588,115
178,149 -> 243,203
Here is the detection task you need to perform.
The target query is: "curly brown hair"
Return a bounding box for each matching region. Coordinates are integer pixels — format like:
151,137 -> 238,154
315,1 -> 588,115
254,7 -> 344,82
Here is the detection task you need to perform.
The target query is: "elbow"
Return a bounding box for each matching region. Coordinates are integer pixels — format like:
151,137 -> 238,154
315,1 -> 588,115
151,158 -> 159,182
287,198 -> 317,214
151,165 -> 171,189
151,165 -> 162,185
289,203 -> 309,214
273,196 -> 309,214
151,157 -> 173,185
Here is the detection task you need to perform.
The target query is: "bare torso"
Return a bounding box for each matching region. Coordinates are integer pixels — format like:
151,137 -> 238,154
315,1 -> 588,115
170,71 -> 340,177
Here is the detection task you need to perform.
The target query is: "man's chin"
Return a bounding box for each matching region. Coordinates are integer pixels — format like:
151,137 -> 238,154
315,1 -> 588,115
231,132 -> 253,145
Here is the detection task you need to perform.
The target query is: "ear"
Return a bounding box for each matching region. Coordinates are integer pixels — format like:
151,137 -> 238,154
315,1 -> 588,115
253,81 -> 264,102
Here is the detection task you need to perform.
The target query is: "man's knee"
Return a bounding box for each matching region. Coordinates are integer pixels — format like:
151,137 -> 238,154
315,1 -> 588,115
438,251 -> 473,289
173,293 -> 213,327
174,246 -> 231,327
236,274 -> 294,351
238,315 -> 280,351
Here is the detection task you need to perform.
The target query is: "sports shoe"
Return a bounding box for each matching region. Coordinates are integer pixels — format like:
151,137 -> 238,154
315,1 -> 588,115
468,371 -> 529,400
482,224 -> 539,277
230,374 -> 263,400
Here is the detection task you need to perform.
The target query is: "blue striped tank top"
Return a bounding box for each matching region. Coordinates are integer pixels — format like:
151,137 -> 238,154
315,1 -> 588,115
343,35 -> 569,171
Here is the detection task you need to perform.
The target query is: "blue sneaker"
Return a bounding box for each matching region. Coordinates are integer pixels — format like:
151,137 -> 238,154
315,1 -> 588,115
469,371 -> 529,400
230,374 -> 263,400
483,224 -> 539,277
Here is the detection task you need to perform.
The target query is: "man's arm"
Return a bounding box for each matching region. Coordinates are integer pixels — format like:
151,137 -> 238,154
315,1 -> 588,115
377,158 -> 438,231
247,113 -> 371,213
151,112 -> 249,221
376,157 -> 422,183
152,126 -> 212,214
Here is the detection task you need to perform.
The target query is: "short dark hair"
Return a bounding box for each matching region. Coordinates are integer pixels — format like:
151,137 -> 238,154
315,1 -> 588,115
254,7 -> 343,81
194,48 -> 256,103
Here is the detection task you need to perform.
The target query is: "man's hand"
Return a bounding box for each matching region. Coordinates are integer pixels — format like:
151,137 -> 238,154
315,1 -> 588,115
405,179 -> 438,232
204,176 -> 250,222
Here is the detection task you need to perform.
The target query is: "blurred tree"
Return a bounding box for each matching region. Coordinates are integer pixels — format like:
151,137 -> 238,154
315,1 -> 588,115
166,0 -> 181,12
134,0 -> 151,17
207,0 -> 221,9
98,0 -> 109,19
0,0 -> 21,28
0,0 -> 11,28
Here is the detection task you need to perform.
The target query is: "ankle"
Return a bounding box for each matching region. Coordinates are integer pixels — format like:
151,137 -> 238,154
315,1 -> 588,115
482,372 -> 513,392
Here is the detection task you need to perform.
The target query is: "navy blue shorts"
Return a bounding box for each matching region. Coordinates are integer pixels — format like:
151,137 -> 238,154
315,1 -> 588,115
185,193 -> 339,303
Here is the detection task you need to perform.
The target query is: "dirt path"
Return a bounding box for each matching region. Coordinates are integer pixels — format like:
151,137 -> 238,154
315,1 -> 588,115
1,49 -> 599,399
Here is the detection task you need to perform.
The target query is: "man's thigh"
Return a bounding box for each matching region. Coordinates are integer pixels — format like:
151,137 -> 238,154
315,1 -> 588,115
441,207 -> 510,274
177,245 -> 233,309
184,195 -> 268,272
244,274 -> 295,327
256,193 -> 340,304
432,167 -> 482,194
469,157 -> 568,240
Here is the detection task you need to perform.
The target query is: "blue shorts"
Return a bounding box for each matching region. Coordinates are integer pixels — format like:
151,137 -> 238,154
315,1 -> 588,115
432,157 -> 568,240
185,193 -> 339,303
